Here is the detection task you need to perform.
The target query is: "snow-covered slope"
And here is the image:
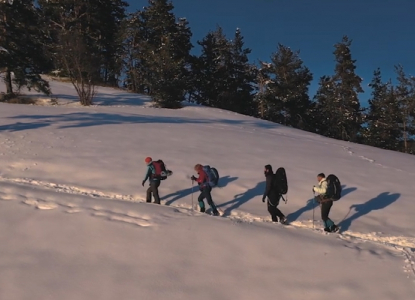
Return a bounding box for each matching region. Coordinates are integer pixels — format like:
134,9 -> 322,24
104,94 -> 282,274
1,79 -> 415,299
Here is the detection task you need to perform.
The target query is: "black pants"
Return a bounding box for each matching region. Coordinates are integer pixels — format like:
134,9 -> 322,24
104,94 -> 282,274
267,198 -> 285,222
146,180 -> 160,204
198,186 -> 217,212
316,195 -> 335,228
321,200 -> 333,222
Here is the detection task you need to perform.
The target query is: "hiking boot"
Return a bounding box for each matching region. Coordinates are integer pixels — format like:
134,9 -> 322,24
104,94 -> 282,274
324,227 -> 331,232
212,210 -> 220,216
280,216 -> 287,224
271,216 -> 278,222
330,225 -> 339,232
200,207 -> 205,213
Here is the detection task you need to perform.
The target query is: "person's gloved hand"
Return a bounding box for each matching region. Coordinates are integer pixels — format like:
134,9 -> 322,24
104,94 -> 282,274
262,196 -> 266,203
142,180 -> 145,187
191,175 -> 196,181
312,186 -> 315,192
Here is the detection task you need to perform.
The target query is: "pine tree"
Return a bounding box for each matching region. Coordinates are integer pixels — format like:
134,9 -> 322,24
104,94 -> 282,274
262,44 -> 313,128
193,27 -> 255,115
226,28 -> 256,115
255,61 -> 272,119
364,69 -> 400,150
124,0 -> 192,108
314,36 -> 363,141
92,0 -> 129,86
313,76 -> 339,136
193,27 -> 229,108
395,65 -> 415,153
122,12 -> 145,93
0,0 -> 51,96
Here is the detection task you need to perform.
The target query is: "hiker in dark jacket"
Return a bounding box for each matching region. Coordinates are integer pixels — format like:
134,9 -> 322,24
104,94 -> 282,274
191,164 -> 219,216
262,164 -> 287,224
142,157 -> 161,204
313,173 -> 339,232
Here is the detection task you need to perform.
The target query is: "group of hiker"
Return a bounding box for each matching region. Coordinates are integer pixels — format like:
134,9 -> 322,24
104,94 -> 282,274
142,157 -> 340,233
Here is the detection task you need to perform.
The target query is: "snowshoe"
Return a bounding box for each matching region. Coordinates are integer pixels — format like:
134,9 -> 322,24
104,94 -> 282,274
212,210 -> 220,216
330,225 -> 340,233
279,217 -> 288,225
324,225 -> 340,233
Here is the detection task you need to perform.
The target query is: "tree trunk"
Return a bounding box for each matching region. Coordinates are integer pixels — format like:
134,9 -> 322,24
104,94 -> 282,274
5,68 -> 13,94
259,81 -> 264,118
403,120 -> 408,153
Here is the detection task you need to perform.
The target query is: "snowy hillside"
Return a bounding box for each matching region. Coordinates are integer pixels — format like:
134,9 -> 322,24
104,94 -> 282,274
1,78 -> 415,300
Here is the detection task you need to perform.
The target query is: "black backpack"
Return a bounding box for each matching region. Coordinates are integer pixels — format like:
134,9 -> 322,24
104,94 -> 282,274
326,174 -> 342,200
273,167 -> 288,195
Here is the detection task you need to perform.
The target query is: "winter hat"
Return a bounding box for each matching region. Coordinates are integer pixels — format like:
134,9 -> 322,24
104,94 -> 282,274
265,164 -> 273,172
145,157 -> 152,164
194,164 -> 203,171
317,173 -> 325,178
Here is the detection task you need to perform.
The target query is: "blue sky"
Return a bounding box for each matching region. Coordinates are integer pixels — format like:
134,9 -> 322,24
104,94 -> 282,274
128,0 -> 415,106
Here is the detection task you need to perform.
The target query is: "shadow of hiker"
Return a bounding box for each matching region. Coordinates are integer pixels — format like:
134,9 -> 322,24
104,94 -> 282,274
342,186 -> 357,198
286,185 -> 358,222
338,192 -> 401,232
286,198 -> 319,222
217,181 -> 266,217
162,176 -> 238,206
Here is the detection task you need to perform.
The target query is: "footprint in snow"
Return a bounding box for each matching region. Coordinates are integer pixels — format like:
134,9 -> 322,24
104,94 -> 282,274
36,202 -> 59,210
22,199 -> 39,207
91,211 -> 153,227
0,193 -> 16,201
65,208 -> 82,214
22,199 -> 58,210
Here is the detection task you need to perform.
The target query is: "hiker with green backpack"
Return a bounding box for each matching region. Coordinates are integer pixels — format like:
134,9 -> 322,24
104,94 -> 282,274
313,173 -> 340,232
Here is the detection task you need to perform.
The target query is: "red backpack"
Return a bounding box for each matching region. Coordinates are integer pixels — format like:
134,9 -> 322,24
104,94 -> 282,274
151,160 -> 169,180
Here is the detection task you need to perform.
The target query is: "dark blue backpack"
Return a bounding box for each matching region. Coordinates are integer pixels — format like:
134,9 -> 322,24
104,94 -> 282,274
203,165 -> 219,187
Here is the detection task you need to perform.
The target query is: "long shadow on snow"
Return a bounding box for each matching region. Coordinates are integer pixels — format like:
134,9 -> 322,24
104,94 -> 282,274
51,94 -> 79,102
286,185 -> 357,222
217,181 -> 266,217
52,91 -> 151,106
3,112 -> 283,132
162,175 -> 238,206
94,93 -> 150,106
338,192 -> 400,232
0,121 -> 51,132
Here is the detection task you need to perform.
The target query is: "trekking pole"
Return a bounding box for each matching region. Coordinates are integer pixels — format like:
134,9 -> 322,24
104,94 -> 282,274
312,191 -> 315,229
191,180 -> 194,212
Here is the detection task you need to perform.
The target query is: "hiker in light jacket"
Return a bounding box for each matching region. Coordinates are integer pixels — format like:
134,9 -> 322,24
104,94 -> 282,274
191,164 -> 219,216
142,157 -> 161,204
313,173 -> 339,232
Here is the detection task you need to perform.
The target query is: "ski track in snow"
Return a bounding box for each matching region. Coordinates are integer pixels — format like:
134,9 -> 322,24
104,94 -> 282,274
1,174 -> 415,280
